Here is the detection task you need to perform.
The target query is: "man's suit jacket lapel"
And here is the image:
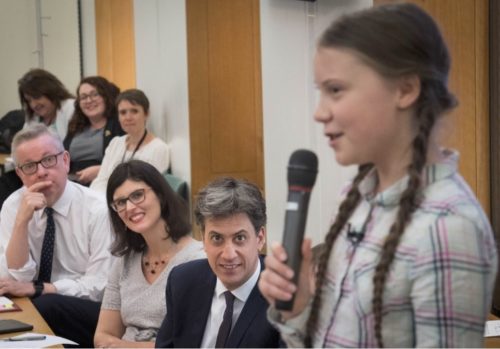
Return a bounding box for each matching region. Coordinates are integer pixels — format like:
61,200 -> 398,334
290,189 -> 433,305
189,263 -> 217,347
225,256 -> 267,348
225,283 -> 266,348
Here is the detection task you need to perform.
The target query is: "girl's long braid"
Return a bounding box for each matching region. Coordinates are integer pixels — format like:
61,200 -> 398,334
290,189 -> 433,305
372,83 -> 441,347
304,163 -> 373,348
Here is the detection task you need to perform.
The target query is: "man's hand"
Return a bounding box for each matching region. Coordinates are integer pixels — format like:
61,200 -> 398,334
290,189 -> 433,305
16,181 -> 52,223
259,239 -> 313,320
0,279 -> 56,297
7,180 -> 53,270
0,279 -> 36,297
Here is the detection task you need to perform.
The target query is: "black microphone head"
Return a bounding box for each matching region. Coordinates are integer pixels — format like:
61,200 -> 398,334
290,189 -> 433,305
287,149 -> 318,188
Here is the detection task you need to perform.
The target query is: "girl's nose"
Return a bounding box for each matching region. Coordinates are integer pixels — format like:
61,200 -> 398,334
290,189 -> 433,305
313,95 -> 332,123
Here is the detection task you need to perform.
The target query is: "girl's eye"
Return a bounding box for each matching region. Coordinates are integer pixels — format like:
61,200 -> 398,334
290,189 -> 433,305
327,85 -> 341,94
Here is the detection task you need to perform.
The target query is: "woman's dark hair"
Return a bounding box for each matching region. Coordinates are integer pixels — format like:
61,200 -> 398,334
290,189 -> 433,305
305,3 -> 457,347
18,68 -> 73,121
106,160 -> 191,256
66,76 -> 120,138
116,89 -> 150,114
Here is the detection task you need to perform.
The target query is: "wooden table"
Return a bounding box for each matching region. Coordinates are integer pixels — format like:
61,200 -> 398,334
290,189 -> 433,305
486,313 -> 500,348
0,297 -> 62,347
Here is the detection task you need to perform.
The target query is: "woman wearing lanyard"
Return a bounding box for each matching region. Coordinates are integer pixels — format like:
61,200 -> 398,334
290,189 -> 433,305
90,89 -> 170,193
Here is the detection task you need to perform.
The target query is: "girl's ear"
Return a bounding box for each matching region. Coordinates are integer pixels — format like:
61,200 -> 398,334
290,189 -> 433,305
396,74 -> 421,109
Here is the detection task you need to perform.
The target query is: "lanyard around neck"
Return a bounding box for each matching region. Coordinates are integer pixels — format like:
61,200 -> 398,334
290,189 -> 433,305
121,129 -> 148,163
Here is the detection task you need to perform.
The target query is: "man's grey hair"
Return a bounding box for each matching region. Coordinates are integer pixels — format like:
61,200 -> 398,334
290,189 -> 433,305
194,177 -> 266,234
12,123 -> 63,163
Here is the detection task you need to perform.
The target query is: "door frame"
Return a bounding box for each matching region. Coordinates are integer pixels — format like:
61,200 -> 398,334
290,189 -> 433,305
490,0 -> 500,233
489,0 -> 500,313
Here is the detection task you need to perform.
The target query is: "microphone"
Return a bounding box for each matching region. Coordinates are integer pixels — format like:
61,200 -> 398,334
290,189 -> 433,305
275,149 -> 318,311
346,224 -> 364,245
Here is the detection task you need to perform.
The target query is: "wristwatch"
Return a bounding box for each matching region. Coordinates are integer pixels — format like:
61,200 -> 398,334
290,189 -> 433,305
32,280 -> 44,298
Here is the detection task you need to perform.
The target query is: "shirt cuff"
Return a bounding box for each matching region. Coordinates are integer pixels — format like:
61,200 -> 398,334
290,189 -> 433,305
52,278 -> 76,296
267,304 -> 312,347
5,259 -> 37,281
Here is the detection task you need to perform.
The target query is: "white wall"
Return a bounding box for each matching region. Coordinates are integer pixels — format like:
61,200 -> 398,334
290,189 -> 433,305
0,0 -> 81,116
80,0 -> 97,77
0,0 -> 38,115
260,0 -> 372,245
42,0 -> 80,92
133,0 -> 191,184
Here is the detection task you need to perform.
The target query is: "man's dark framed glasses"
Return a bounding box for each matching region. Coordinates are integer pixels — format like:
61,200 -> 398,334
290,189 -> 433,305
17,151 -> 64,175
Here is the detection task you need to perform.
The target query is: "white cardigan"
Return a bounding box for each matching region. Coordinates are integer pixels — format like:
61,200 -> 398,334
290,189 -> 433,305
90,135 -> 170,193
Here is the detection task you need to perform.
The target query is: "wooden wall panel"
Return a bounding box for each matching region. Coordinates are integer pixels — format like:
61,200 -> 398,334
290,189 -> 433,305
374,0 -> 490,215
95,0 -> 136,90
207,2 -> 260,173
187,0 -> 264,236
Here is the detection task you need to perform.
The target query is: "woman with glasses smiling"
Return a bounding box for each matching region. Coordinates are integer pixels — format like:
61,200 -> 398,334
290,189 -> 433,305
94,160 -> 204,348
63,76 -> 124,185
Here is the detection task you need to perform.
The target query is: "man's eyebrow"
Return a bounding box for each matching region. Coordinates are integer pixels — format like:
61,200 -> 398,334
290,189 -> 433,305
207,229 -> 248,235
20,152 -> 56,164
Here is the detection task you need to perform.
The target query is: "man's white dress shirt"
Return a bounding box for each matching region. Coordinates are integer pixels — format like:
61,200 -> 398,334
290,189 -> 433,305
0,181 -> 114,301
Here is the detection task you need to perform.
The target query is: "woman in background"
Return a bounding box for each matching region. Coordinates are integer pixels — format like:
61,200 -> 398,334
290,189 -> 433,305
0,69 -> 74,208
63,76 -> 124,185
18,68 -> 74,140
94,160 -> 204,348
90,89 -> 170,193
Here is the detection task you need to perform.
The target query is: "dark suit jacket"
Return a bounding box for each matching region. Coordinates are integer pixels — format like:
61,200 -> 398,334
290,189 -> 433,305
155,257 -> 281,348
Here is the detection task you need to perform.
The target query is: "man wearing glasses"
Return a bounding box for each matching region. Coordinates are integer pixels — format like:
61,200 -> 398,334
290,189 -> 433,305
0,124 -> 113,347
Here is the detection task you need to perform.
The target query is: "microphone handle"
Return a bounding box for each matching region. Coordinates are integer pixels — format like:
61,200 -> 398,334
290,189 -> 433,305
275,190 -> 311,311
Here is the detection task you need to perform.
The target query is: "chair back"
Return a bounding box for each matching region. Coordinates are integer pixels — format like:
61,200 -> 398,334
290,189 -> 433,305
163,172 -> 189,203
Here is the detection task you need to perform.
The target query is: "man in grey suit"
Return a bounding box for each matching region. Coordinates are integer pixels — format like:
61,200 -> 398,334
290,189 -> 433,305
155,177 -> 281,348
